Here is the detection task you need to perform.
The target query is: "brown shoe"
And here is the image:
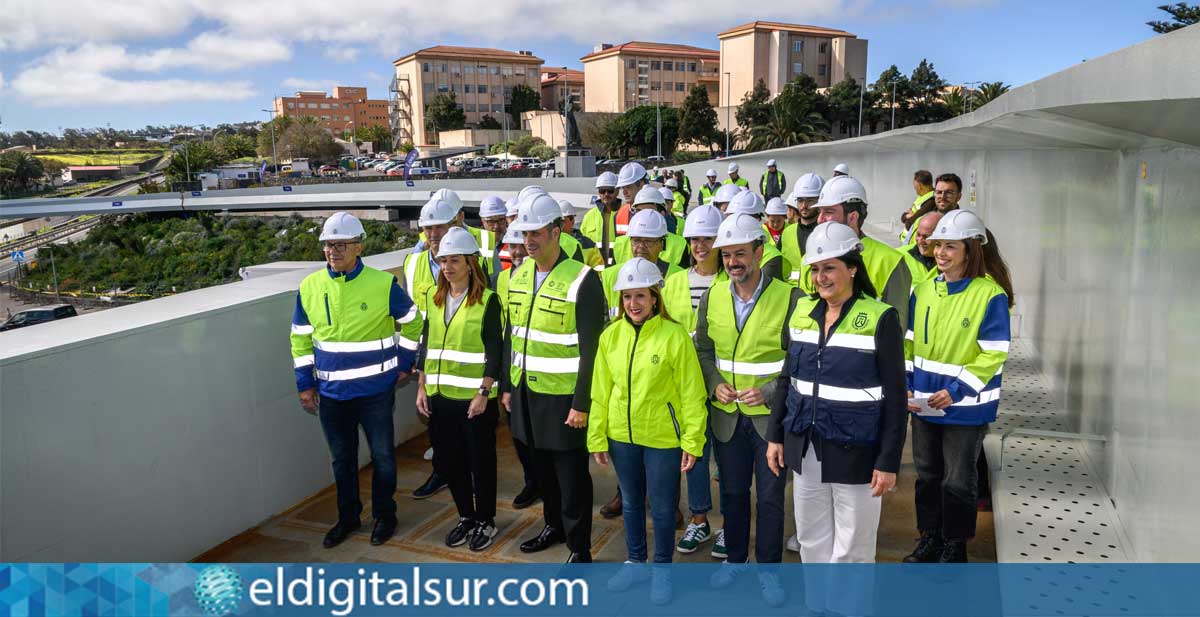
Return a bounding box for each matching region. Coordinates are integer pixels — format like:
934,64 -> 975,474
599,490 -> 622,519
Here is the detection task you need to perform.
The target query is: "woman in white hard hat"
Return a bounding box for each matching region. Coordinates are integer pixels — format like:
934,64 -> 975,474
903,209 -> 1013,564
711,183 -> 742,214
588,257 -> 707,603
763,197 -> 789,248
413,227 -> 505,551
766,222 -> 907,570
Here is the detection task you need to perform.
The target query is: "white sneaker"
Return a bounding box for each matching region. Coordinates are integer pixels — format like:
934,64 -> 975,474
423,447 -> 434,461
711,528 -> 727,559
650,566 -> 672,605
606,561 -> 649,592
758,570 -> 785,608
709,560 -> 749,589
786,534 -> 800,553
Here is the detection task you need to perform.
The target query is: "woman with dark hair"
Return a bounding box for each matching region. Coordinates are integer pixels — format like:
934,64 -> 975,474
903,210 -> 1011,563
766,222 -> 907,571
414,227 -> 504,552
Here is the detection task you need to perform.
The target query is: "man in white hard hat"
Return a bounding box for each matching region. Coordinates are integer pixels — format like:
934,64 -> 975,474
810,175 -> 911,327
779,172 -> 825,287
611,186 -> 689,268
665,178 -> 687,218
698,169 -> 721,206
504,194 -> 607,563
694,213 -> 799,605
614,162 -> 649,239
479,195 -> 512,274
724,162 -> 749,189
417,188 -> 497,260
832,163 -> 850,177
712,183 -> 742,214
290,212 -> 419,549
580,171 -> 621,268
727,190 -> 789,282
759,159 -> 787,202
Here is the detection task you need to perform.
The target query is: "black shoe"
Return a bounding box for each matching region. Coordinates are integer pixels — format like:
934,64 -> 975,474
412,472 -> 447,499
370,516 -> 397,546
599,491 -> 623,519
903,531 -> 945,563
565,551 -> 592,563
519,526 -> 564,553
512,485 -> 541,509
322,519 -> 361,549
939,539 -> 968,563
446,517 -> 478,547
468,520 -> 498,552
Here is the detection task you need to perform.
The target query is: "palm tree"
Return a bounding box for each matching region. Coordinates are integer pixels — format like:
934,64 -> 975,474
0,151 -> 44,192
747,108 -> 829,152
941,87 -> 968,117
974,82 -> 1011,108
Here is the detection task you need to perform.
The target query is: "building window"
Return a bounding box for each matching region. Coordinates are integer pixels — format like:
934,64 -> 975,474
502,67 -> 512,77
651,82 -> 661,91
287,102 -> 295,109
437,84 -> 449,93
332,103 -> 340,109
436,62 -> 445,72
651,60 -> 661,70
478,84 -> 488,93
451,62 -> 460,75
321,115 -> 329,121
625,80 -> 636,93
819,42 -> 828,54
343,115 -> 350,121
464,84 -> 473,93
465,64 -> 474,74
626,59 -> 636,69
515,67 -> 525,76
491,65 -> 500,75
675,82 -> 685,92
422,62 -> 430,72
688,62 -> 697,72
793,40 -> 804,53
793,62 -> 804,74
450,84 -> 459,93
503,86 -> 513,97
818,64 -> 827,76
423,83 -> 433,93
674,62 -> 684,71
493,103 -> 504,112
637,75 -> 648,85
466,103 -> 476,112
662,81 -> 672,91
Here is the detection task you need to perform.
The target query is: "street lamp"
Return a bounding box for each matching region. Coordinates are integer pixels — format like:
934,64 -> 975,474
963,81 -> 983,113
260,109 -> 279,185
857,82 -> 873,137
723,72 -> 731,157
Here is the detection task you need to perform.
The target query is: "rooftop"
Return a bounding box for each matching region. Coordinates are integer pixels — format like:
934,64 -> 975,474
393,45 -> 544,66
580,41 -> 720,62
66,165 -> 121,171
717,20 -> 856,39
541,67 -> 585,84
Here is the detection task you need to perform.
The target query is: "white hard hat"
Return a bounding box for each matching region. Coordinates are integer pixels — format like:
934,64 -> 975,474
833,163 -> 850,175
928,209 -> 988,244
510,193 -> 563,231
504,197 -> 520,217
634,185 -> 665,206
480,195 -> 507,218
765,197 -> 788,216
792,172 -> 825,200
767,159 -> 777,167
617,162 -> 647,188
438,226 -> 481,257
712,213 -> 766,249
728,190 -> 765,216
595,171 -> 619,188
727,162 -> 739,173
319,211 -> 365,241
518,185 -> 547,203
714,183 -> 742,204
665,178 -> 678,188
803,222 -> 863,265
814,175 -> 868,209
612,257 -> 664,292
418,198 -> 457,227
705,168 -> 717,177
502,227 -> 525,245
626,208 -> 668,239
658,187 -> 675,202
683,204 -> 722,238
557,199 -> 583,218
431,188 -> 463,215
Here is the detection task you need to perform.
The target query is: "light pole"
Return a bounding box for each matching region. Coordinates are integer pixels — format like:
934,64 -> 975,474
963,81 -> 982,113
261,109 -> 279,185
891,80 -> 898,130
723,72 -> 731,157
655,100 -> 662,159
857,82 -> 870,137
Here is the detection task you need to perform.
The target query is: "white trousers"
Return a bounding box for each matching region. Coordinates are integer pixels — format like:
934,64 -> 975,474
792,447 -> 882,563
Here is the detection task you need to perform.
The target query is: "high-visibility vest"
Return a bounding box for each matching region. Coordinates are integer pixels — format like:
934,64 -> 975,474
779,223 -> 805,286
761,240 -> 790,279
783,295 -> 892,445
723,177 -> 750,189
704,277 -> 792,416
422,286 -> 497,400
698,183 -> 719,205
796,236 -> 903,302
760,171 -> 787,197
907,276 -> 1010,425
399,250 -> 439,352
671,191 -> 687,216
662,267 -> 727,337
902,249 -> 937,291
559,230 -> 586,264
579,206 -> 618,269
611,233 -> 689,269
602,259 -> 683,319
614,204 -> 632,235
507,258 -> 593,395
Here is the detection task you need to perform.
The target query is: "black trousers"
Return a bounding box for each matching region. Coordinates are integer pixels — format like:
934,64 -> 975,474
532,446 -> 593,553
508,411 -> 538,490
911,416 -> 987,540
429,395 -> 498,522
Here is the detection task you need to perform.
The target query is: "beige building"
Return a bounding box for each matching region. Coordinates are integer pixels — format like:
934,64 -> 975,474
540,67 -> 585,112
390,46 -> 544,147
580,42 -> 720,113
272,86 -> 389,134
718,21 -> 867,109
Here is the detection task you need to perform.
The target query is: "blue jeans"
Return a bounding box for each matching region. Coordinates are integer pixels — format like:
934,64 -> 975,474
608,440 -> 680,563
714,414 -> 786,563
685,424 -> 721,516
318,389 -> 397,523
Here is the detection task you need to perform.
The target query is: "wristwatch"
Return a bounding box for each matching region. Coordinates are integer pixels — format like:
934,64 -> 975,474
478,386 -> 491,397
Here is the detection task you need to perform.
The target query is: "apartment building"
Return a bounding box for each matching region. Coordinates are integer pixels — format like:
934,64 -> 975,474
272,87 -> 389,134
580,42 -> 720,113
718,21 -> 868,108
391,46 -> 544,146
541,67 -> 585,112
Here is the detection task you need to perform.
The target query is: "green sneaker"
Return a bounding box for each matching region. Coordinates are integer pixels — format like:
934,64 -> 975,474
676,521 -> 712,554
711,528 -> 727,559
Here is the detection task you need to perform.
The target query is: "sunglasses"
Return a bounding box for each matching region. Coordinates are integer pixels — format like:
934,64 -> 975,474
598,188 -> 616,195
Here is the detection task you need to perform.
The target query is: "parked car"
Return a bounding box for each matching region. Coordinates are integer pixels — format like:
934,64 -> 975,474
0,304 -> 78,332
469,165 -> 498,173
644,155 -> 667,164
318,165 -> 344,176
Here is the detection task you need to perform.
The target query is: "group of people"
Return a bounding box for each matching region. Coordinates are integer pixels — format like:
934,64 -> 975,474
289,159 -> 1016,606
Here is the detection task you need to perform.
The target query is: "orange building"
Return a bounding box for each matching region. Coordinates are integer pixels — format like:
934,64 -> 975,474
541,67 -> 585,112
272,86 -> 389,135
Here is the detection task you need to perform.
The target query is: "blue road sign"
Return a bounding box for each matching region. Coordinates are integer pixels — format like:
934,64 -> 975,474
191,191 -> 202,197
406,180 -> 415,187
111,201 -> 123,207
12,250 -> 26,263
282,186 -> 293,192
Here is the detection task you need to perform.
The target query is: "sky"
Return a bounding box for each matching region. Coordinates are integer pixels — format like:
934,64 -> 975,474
0,0 -> 1172,133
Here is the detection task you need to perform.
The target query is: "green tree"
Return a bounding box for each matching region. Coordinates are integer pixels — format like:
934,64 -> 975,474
39,158 -> 67,184
677,84 -> 720,153
490,141 -> 515,155
973,81 -> 1010,108
825,77 -> 865,136
1148,2 -> 1199,32
510,135 -> 547,157
529,145 -> 558,161
774,74 -> 827,121
621,105 -> 681,157
941,87 -> 968,117
395,141 -> 415,154
355,124 -> 392,153
276,121 -> 343,165
165,142 -> 224,186
735,79 -> 772,137
507,84 -> 541,125
216,134 -> 256,160
0,151 -> 45,193
873,65 -> 913,129
478,114 -> 502,130
908,59 -> 951,125
746,107 -> 828,152
425,93 -> 466,136
256,116 -> 293,160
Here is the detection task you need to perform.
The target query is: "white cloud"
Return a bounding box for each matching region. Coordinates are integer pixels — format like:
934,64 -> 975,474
323,47 -> 361,63
0,0 -> 198,51
280,77 -> 338,91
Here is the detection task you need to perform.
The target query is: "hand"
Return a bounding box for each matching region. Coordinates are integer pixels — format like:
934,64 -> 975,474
737,387 -> 765,407
415,390 -> 431,417
766,442 -> 786,477
681,452 -> 697,472
565,409 -> 588,429
502,392 -> 512,413
907,390 -> 921,412
714,383 -> 739,405
593,452 -> 609,466
467,393 -> 488,418
299,388 -> 318,414
870,470 -> 897,497
396,370 -> 412,386
927,389 -> 953,410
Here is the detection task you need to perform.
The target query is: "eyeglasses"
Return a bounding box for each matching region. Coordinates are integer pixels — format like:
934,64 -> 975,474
630,237 -> 662,248
598,188 -> 616,195
935,189 -> 958,196
323,241 -> 360,253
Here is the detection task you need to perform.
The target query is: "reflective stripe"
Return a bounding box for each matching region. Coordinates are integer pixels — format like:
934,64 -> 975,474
791,378 -> 881,402
396,304 -> 419,325
905,360 -> 914,373
716,357 -> 784,376
513,352 -> 580,374
293,354 -> 314,368
397,335 -> 420,351
789,328 -> 819,344
291,324 -> 314,335
427,349 -> 487,364
317,356 -> 399,381
565,265 -> 591,302
913,356 -> 988,393
905,329 -> 914,341
958,370 -> 986,393
510,326 -> 579,346
427,373 -> 488,390
404,253 -> 419,299
978,339 -> 1010,353
913,388 -> 1001,407
616,224 -> 628,233
313,336 -> 396,353
788,271 -> 801,281
827,332 -> 875,351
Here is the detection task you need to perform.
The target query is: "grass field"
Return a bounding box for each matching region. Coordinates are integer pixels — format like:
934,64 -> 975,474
35,152 -> 163,166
